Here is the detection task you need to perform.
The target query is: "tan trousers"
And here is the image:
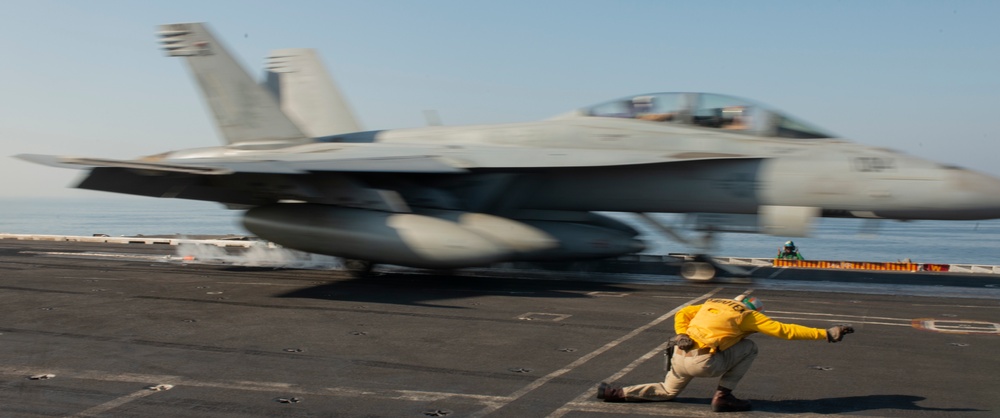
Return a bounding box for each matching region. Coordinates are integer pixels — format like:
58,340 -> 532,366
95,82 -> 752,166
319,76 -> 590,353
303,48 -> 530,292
621,338 -> 758,401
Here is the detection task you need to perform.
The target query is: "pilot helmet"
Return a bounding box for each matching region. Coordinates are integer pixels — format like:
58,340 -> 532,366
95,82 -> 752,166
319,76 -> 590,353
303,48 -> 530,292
739,296 -> 764,312
632,96 -> 654,105
784,240 -> 795,248
631,96 -> 654,110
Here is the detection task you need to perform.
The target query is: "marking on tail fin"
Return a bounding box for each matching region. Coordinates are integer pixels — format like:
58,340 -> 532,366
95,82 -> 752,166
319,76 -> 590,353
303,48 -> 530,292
157,23 -> 307,145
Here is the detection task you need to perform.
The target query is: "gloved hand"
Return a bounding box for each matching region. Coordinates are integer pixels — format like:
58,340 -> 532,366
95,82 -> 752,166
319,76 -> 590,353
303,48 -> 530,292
826,325 -> 854,343
673,333 -> 694,350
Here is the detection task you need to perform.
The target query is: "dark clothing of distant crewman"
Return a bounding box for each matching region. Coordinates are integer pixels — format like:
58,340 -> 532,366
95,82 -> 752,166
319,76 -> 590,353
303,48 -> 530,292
776,240 -> 804,260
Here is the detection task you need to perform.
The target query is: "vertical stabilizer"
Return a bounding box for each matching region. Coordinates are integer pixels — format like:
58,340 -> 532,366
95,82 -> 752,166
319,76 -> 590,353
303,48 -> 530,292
157,23 -> 307,145
264,48 -> 362,137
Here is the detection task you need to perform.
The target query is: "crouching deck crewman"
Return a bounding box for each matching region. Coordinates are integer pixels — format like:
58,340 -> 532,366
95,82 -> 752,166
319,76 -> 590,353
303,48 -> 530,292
596,294 -> 854,412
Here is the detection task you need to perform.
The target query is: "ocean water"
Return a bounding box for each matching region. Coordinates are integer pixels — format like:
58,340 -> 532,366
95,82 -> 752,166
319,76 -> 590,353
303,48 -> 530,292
2,197 -> 1000,265
0,197 -> 243,237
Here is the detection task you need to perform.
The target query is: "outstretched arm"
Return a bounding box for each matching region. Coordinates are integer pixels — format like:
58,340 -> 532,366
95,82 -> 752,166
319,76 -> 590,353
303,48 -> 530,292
742,312 -> 826,340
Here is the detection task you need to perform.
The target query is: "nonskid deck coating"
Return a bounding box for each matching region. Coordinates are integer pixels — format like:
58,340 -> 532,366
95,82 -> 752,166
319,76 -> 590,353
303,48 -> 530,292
0,239 -> 997,417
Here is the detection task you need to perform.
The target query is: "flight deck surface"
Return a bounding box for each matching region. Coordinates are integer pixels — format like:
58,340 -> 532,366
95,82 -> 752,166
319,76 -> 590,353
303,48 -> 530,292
0,239 -> 997,417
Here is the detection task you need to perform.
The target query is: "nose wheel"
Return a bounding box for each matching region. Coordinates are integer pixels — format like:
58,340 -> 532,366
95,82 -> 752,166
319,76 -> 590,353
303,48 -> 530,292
681,261 -> 717,281
680,255 -> 752,282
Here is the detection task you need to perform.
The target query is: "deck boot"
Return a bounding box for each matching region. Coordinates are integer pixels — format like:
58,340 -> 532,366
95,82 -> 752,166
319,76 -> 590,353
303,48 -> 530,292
711,387 -> 751,412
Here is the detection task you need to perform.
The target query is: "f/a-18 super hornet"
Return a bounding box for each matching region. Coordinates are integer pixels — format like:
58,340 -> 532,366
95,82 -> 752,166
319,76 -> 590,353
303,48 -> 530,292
18,22 -> 1000,280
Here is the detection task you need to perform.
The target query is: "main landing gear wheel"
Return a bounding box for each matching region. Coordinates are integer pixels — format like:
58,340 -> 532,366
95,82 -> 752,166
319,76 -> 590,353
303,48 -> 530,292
681,261 -> 717,281
343,259 -> 375,277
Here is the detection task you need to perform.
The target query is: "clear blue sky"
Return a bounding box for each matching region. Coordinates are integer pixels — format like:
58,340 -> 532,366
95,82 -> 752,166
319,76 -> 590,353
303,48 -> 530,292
2,0 -> 998,197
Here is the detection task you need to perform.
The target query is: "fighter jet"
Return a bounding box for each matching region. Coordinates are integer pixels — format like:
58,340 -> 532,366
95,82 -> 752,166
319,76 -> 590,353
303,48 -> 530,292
18,22 -> 1000,280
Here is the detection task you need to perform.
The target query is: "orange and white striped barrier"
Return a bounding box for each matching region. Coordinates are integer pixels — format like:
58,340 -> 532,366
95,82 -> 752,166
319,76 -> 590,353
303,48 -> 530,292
772,259 -> 952,272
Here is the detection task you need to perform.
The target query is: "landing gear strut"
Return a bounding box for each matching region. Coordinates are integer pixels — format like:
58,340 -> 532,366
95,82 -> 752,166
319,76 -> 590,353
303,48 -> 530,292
636,213 -> 748,282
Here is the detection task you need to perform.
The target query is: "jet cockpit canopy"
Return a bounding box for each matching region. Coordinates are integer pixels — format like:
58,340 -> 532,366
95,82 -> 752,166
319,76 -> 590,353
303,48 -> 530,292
580,92 -> 834,139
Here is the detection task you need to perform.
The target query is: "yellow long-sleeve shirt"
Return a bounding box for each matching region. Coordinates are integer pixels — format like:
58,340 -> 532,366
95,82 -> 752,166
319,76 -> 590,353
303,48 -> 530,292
674,304 -> 827,350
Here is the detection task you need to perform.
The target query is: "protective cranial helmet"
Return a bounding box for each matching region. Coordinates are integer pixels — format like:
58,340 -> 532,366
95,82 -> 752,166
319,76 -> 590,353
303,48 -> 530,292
739,296 -> 764,312
632,96 -> 654,105
784,241 -> 795,248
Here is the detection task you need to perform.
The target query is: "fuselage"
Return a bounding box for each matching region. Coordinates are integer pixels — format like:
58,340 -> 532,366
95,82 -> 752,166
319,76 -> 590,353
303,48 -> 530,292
160,116 -> 1000,222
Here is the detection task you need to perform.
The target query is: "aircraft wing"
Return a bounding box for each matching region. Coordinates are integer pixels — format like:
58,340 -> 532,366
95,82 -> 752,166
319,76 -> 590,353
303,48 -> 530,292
245,144 -> 760,171
15,152 -> 457,175
16,154 -> 237,175
17,145 -> 761,176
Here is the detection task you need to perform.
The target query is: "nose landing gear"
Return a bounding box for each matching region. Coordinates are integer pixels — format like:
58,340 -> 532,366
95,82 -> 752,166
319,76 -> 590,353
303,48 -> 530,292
679,254 -> 752,282
681,261 -> 717,281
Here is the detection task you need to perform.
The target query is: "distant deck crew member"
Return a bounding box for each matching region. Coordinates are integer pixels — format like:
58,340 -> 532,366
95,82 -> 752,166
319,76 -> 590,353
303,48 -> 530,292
596,294 -> 854,412
776,240 -> 804,260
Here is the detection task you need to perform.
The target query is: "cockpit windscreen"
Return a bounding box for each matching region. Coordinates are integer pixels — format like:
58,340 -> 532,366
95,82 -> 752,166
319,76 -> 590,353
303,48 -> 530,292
581,93 -> 833,139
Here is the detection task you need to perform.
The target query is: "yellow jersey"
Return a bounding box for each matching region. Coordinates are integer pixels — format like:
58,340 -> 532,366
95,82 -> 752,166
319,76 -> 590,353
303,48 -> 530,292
677,299 -> 827,352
